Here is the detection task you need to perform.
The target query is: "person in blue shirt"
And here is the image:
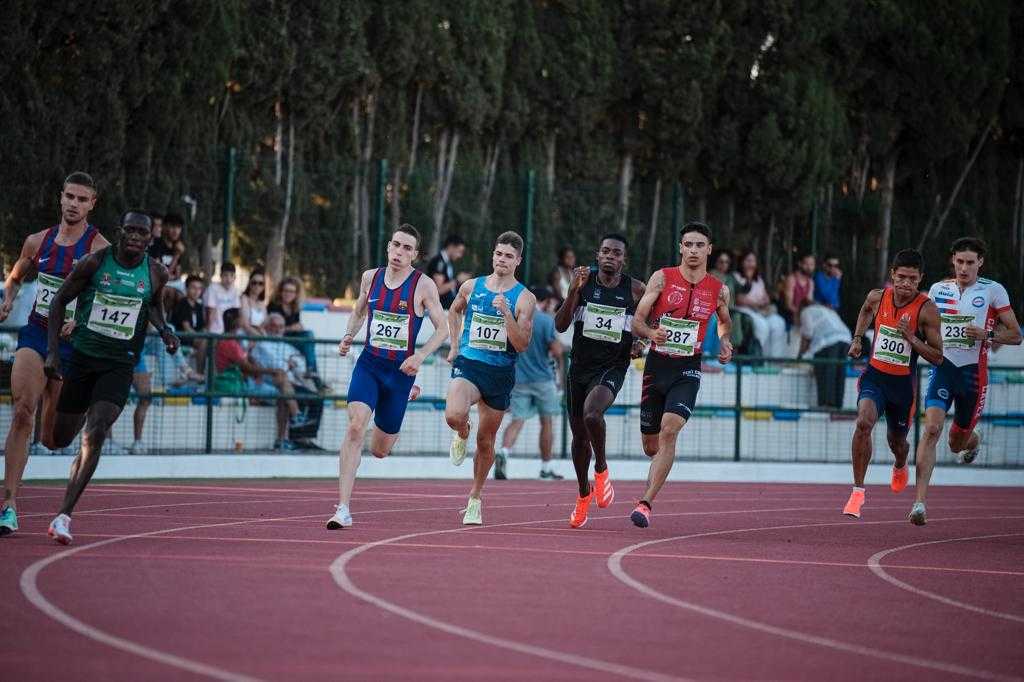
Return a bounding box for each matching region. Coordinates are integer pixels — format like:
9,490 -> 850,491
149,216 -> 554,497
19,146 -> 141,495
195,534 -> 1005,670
814,254 -> 842,310
445,231 -> 537,525
494,287 -> 564,481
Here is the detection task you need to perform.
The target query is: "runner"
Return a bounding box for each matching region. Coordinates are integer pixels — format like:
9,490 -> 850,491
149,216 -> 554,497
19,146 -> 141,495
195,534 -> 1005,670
911,238 -> 1021,525
326,225 -> 449,529
41,210 -> 179,544
553,233 -> 645,528
843,249 -> 942,520
629,222 -> 733,528
445,231 -> 536,525
0,172 -> 108,537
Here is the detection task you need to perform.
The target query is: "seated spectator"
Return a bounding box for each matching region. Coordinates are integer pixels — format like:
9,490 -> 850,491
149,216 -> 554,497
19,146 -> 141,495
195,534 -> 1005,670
214,308 -> 308,451
251,313 -> 309,385
548,246 -> 575,302
814,254 -> 843,310
239,267 -> 269,337
170,274 -> 208,370
783,253 -> 815,326
426,235 -> 471,309
268,276 -> 317,372
797,299 -> 852,409
732,250 -> 787,358
204,261 -> 240,335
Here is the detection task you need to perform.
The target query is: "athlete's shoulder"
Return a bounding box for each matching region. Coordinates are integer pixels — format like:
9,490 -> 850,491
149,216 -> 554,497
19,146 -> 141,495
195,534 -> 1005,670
21,227 -> 53,255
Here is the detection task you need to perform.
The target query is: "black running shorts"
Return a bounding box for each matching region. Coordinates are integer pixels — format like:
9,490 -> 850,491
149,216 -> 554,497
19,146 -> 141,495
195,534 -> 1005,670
639,351 -> 702,434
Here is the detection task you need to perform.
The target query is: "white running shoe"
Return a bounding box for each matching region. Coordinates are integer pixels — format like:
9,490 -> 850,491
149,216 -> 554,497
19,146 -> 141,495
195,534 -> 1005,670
908,502 -> 927,526
48,514 -> 73,545
461,498 -> 482,525
104,439 -> 129,455
957,431 -> 982,464
449,431 -> 468,466
128,440 -> 146,455
326,504 -> 353,529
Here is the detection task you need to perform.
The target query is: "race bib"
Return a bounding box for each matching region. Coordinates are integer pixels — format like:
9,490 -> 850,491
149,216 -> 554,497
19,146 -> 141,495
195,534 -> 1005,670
468,312 -> 507,352
655,316 -> 699,357
369,311 -> 410,351
940,314 -> 975,349
873,324 -> 911,367
34,272 -> 76,318
86,292 -> 143,340
582,302 -> 626,343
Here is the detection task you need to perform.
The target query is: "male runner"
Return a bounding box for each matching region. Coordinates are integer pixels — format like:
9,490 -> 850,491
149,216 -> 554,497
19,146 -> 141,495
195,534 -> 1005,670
445,231 -> 536,525
629,222 -> 732,528
843,249 -> 942,520
553,233 -> 645,528
0,172 -> 108,536
910,238 -> 1021,525
326,225 -> 449,529
42,211 -> 179,544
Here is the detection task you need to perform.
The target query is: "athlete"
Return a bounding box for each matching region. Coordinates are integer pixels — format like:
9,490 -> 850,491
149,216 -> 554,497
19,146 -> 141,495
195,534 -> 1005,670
629,222 -> 732,528
445,231 -> 536,525
326,225 -> 449,529
553,233 -> 645,528
0,172 -> 108,537
843,249 -> 942,520
42,211 -> 179,544
910,238 -> 1021,525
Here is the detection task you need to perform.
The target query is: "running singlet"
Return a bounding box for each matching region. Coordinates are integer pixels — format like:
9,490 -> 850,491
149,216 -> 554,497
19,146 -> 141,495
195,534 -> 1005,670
928,278 -> 1011,368
459,278 -> 526,368
28,224 -> 100,327
71,248 -> 154,364
569,268 -> 637,374
868,287 -> 928,377
363,268 -> 424,362
648,269 -> 722,359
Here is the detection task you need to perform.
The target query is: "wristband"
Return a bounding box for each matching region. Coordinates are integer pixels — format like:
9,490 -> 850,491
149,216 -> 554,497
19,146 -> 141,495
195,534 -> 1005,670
343,332 -> 355,340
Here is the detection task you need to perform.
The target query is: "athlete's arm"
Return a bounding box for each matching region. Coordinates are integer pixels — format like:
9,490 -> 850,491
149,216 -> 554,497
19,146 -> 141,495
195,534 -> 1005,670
446,278 -> 474,363
991,309 -> 1022,345
631,270 -> 668,346
549,337 -> 565,387
0,231 -> 44,322
553,266 -> 589,333
399,277 -> 449,376
503,289 -> 536,353
148,260 -> 180,355
89,232 -> 111,253
43,251 -> 104,379
715,286 -> 733,364
628,277 -> 647,357
339,269 -> 374,357
848,288 -> 882,358
905,299 -> 943,366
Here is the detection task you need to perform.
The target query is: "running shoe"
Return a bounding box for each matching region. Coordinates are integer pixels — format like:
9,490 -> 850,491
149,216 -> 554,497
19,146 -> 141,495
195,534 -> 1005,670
908,501 -> 927,526
494,451 -> 507,480
842,489 -> 865,518
569,491 -> 593,528
128,440 -> 146,455
0,505 -> 18,536
326,503 -> 353,529
104,440 -> 129,455
540,469 -> 564,480
48,514 -> 73,545
890,465 -> 909,493
593,468 -> 615,508
957,431 -> 982,465
274,439 -> 300,451
449,431 -> 468,466
461,497 -> 482,525
630,502 -> 651,528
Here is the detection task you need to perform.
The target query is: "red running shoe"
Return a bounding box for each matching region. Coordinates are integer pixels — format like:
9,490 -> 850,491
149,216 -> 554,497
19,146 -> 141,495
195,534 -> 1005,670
630,502 -> 651,528
593,468 -> 615,508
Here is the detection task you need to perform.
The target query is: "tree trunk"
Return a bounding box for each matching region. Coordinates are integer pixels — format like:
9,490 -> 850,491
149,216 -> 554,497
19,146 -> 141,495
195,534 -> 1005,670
725,195 -> 735,241
696,195 -> 707,222
785,215 -> 794,275
408,83 -> 424,172
274,101 -> 284,187
266,118 -> 295,285
544,134 -> 556,196
478,141 -> 501,228
764,213 -> 776,288
1012,156 -> 1023,253
350,100 -> 363,285
876,151 -> 898,285
360,92 -> 377,271
431,128 -> 460,253
616,151 -> 633,234
390,165 -> 402,230
853,133 -> 870,205
645,177 -> 662,275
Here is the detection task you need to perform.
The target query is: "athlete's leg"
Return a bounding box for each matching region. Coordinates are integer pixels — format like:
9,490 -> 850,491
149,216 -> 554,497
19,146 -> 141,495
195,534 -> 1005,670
445,378 -> 480,440
469,402 -> 504,500
368,427 -> 400,459
851,399 -> 880,487
38,376 -> 65,449
501,418 -> 525,450
886,429 -> 909,469
132,370 -> 151,443
2,349 -> 48,510
58,400 -> 123,516
538,415 -> 553,462
582,385 -> 616,474
914,407 -> 946,504
339,402 -> 372,506
639,412 -> 686,504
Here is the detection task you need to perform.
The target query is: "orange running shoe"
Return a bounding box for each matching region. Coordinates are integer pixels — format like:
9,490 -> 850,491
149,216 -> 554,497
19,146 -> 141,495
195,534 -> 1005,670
569,491 -> 593,528
843,488 -> 865,518
630,502 -> 651,528
593,468 -> 615,508
890,465 -> 909,493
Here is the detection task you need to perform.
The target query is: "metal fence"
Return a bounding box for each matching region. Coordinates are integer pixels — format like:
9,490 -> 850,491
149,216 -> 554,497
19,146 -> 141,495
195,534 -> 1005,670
2,332 -> 1022,467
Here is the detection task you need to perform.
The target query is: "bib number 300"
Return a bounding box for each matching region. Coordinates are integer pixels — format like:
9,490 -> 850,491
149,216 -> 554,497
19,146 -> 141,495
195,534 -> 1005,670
873,325 -> 911,367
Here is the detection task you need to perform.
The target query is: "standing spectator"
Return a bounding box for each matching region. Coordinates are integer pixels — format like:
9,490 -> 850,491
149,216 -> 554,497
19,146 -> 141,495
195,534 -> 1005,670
426,235 -> 470,309
783,253 -> 816,324
149,213 -> 186,283
204,261 -> 240,335
798,299 -> 852,408
814,253 -> 843,310
495,288 -> 565,480
548,246 -> 576,302
239,267 -> 269,337
147,212 -> 163,246
170,274 -> 208,370
732,250 -> 788,358
268,276 -> 317,373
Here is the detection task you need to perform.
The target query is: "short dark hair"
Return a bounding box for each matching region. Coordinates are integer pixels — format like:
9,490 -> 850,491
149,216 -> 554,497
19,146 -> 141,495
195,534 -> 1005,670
120,210 -> 152,229
531,286 -> 555,302
164,213 -> 185,228
396,223 -> 421,248
680,220 -> 712,243
149,211 -> 164,221
950,237 -> 986,258
221,261 -> 236,275
557,245 -> 574,261
63,171 -> 97,194
891,249 -> 924,272
185,274 -> 204,288
599,233 -> 629,251
222,307 -> 240,332
497,231 -> 524,254
443,235 -> 465,248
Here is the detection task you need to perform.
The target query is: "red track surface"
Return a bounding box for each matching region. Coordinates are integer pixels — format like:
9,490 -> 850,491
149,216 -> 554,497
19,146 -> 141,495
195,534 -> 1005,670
2,480 -> 1022,681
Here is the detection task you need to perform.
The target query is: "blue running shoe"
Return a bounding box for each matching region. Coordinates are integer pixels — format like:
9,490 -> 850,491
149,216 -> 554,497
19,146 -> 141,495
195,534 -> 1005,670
0,505 -> 17,536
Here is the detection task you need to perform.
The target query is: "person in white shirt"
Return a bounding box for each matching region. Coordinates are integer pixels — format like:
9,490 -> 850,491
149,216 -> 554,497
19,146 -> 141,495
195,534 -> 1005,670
797,299 -> 852,408
911,237 -> 1022,526
204,261 -> 240,335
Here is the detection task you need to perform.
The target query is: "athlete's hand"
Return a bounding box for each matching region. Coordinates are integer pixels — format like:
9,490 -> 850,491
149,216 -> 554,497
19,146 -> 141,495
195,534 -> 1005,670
446,345 -> 458,364
161,329 -> 180,355
897,314 -> 913,341
43,352 -> 62,381
630,339 -> 646,359
718,337 -> 733,365
338,334 -> 353,357
0,298 -> 12,323
650,327 -> 669,347
399,352 -> 424,376
965,324 -> 988,341
408,385 -> 421,401
848,338 -> 863,358
570,266 -> 590,291
493,294 -> 510,316
60,319 -> 76,338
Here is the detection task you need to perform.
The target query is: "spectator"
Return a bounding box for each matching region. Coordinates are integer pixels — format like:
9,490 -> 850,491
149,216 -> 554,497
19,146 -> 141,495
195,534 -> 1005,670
147,212 -> 164,246
426,235 -> 470,308
170,274 -> 208,370
704,249 -> 749,358
797,299 -> 852,409
814,253 -> 843,310
251,313 -> 308,385
150,213 -> 186,283
709,249 -> 732,285
239,267 -> 269,337
732,250 -> 788,358
494,288 -> 565,480
214,308 -> 308,451
268,276 -> 317,373
548,246 -> 576,302
783,253 -> 816,324
204,261 -> 240,335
